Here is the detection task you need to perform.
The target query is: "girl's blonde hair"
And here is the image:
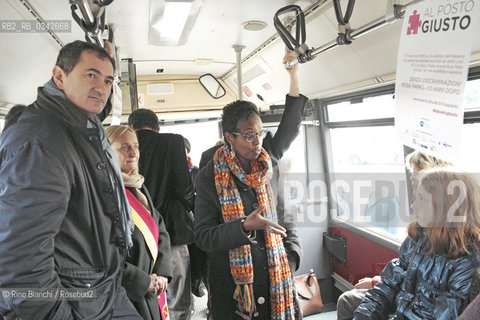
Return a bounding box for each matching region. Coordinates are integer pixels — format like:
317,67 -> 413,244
408,168 -> 480,258
105,125 -> 136,144
405,150 -> 450,173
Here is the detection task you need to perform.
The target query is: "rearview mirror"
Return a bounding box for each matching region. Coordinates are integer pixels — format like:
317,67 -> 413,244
199,74 -> 226,99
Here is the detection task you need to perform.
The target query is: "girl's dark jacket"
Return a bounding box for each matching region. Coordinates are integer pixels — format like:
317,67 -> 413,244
354,234 -> 478,320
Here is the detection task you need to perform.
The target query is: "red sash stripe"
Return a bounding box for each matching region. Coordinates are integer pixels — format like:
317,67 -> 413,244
125,189 -> 169,319
125,189 -> 159,262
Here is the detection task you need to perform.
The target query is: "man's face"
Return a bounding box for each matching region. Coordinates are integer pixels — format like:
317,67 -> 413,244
53,50 -> 114,117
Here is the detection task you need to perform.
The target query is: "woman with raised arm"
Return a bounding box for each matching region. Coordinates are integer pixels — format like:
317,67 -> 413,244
194,51 -> 308,319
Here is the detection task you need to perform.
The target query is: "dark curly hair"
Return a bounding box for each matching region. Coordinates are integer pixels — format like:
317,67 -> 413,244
55,40 -> 115,75
222,100 -> 260,144
128,108 -> 160,132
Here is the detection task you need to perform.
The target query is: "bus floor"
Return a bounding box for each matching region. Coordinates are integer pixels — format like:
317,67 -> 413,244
191,292 -> 208,320
304,310 -> 338,320
190,294 -> 338,320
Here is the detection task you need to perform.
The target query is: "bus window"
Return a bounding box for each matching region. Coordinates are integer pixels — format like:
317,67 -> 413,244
464,78 -> 480,111
158,119 -> 221,167
329,126 -> 408,241
327,94 -> 396,122
273,126 -> 307,174
329,126 -> 404,172
325,77 -> 480,242
460,123 -> 480,172
461,78 -> 480,171
325,92 -> 408,242
458,78 -> 480,172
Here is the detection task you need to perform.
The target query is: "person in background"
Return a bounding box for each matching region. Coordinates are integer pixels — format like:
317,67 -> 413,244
0,40 -> 141,319
2,104 -> 26,131
199,140 -> 224,170
183,136 -> 207,301
106,125 -> 172,320
458,276 -> 480,319
406,150 -> 451,190
184,137 -> 199,189
354,168 -> 480,319
128,108 -> 195,320
336,150 -> 451,320
194,50 -> 307,319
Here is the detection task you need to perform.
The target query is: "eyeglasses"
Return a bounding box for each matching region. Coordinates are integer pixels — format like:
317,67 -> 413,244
232,129 -> 268,142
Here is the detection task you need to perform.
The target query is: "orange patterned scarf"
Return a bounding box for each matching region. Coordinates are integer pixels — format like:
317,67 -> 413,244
213,146 -> 294,320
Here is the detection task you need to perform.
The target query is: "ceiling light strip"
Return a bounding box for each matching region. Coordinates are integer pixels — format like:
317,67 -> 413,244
17,0 -> 64,47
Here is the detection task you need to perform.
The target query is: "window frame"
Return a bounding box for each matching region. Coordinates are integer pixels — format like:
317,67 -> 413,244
319,66 -> 480,249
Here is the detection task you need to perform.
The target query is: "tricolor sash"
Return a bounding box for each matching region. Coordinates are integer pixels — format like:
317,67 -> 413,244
126,189 -> 159,263
125,189 -> 170,320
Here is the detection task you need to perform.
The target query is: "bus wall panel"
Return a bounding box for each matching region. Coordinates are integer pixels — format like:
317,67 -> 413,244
330,224 -> 398,285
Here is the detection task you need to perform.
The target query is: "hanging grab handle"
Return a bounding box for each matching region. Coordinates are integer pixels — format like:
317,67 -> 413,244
333,0 -> 355,25
273,1 -> 419,67
273,5 -> 306,52
70,0 -> 114,47
273,5 -> 315,67
333,0 -> 356,45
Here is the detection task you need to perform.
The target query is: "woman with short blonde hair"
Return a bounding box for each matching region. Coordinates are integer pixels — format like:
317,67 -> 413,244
106,125 -> 172,320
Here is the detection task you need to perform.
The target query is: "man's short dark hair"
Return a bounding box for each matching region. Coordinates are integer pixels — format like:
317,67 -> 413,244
128,109 -> 160,132
222,100 -> 260,135
55,40 -> 115,75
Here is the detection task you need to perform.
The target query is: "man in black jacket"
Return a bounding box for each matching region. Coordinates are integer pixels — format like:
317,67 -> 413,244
129,109 -> 195,320
0,41 -> 141,319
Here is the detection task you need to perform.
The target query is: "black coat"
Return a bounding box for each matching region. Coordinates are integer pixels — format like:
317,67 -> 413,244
0,86 -> 132,319
136,130 -> 195,245
123,186 -> 172,320
194,94 -> 308,319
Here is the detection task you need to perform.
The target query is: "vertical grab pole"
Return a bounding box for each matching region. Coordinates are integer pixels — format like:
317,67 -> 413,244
233,45 -> 245,100
127,58 -> 139,112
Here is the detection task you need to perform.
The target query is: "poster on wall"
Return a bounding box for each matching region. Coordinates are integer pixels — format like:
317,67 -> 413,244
395,0 -> 479,164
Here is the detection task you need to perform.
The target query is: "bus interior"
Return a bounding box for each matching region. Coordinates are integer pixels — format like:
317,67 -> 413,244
2,0 -> 480,318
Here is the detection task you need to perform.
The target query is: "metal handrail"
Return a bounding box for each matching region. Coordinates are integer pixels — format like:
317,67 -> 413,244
273,0 -> 424,68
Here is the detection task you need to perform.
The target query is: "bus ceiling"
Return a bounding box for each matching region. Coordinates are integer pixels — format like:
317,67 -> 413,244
3,0 -> 480,110
67,0 -> 425,100
68,0 -> 228,101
